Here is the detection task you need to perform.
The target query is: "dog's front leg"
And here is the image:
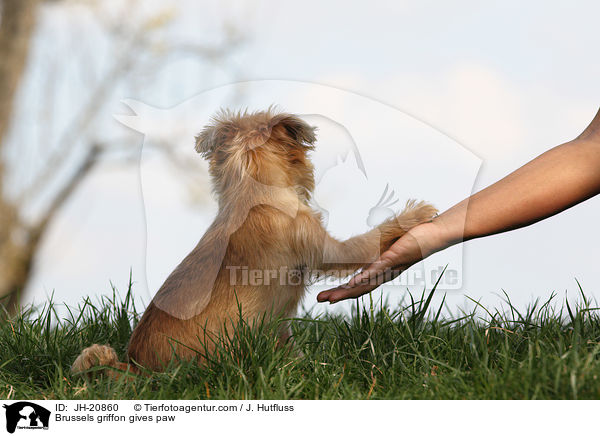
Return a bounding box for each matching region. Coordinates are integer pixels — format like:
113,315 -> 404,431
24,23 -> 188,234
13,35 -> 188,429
312,200 -> 437,277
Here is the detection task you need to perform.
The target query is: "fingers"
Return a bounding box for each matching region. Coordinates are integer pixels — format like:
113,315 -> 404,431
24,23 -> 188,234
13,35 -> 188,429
317,224 -> 437,304
316,281 -> 379,304
317,253 -> 402,304
346,253 -> 397,287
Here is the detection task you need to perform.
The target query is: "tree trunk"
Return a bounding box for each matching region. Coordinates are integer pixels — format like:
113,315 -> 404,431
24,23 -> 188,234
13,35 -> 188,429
0,0 -> 40,146
0,233 -> 36,315
0,0 -> 41,315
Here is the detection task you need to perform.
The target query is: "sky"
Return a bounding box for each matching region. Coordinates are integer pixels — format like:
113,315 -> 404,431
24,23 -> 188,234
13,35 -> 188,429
16,0 -> 600,318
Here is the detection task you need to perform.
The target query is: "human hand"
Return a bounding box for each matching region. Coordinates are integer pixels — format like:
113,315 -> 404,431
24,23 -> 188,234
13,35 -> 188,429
316,220 -> 449,304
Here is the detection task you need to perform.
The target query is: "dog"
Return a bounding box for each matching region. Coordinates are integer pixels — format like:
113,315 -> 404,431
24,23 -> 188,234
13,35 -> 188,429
71,109 -> 437,375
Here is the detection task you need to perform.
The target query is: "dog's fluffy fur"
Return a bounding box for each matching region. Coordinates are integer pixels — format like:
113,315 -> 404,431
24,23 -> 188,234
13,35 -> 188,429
71,109 -> 437,375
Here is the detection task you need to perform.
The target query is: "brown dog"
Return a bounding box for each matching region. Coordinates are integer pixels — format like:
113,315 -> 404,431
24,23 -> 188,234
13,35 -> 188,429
71,109 -> 437,375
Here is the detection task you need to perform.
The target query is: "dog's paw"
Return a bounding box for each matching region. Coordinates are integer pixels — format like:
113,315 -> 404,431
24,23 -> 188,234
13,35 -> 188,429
400,200 -> 438,225
71,344 -> 118,374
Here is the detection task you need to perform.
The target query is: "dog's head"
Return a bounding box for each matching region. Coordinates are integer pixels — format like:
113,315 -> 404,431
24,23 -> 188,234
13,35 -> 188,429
195,108 -> 316,201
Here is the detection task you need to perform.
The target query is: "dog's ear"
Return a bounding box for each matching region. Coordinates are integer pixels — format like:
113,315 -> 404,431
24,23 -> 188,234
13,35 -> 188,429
195,125 -> 224,159
195,115 -> 236,159
272,114 -> 316,148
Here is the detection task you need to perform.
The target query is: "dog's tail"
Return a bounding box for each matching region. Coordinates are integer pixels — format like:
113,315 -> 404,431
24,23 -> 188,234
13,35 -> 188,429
71,344 -> 139,380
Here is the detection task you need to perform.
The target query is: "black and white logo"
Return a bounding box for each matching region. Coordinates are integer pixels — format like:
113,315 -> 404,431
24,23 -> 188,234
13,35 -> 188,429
2,402 -> 50,433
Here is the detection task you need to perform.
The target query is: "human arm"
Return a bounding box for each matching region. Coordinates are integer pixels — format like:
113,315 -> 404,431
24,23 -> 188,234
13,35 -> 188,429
317,107 -> 600,303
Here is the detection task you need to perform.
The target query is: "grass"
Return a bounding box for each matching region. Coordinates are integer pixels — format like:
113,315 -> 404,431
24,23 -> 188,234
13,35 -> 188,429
2,277 -> 600,400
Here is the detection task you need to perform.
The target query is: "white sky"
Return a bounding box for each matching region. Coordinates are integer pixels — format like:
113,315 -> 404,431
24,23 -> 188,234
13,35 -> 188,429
19,0 -> 600,318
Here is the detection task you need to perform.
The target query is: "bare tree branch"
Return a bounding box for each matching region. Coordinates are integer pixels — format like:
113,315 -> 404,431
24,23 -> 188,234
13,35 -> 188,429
0,1 -> 246,314
0,0 -> 40,147
0,0 -> 40,276
2,141 -> 101,314
29,143 -> 102,245
18,35 -> 141,203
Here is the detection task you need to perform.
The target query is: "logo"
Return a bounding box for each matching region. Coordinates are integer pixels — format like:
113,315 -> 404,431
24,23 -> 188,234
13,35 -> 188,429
117,80 -> 481,317
2,402 -> 50,433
